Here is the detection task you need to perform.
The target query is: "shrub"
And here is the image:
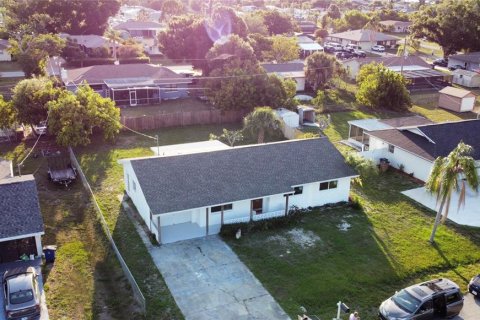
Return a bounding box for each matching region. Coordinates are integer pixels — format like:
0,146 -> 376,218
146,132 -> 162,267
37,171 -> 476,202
345,152 -> 378,184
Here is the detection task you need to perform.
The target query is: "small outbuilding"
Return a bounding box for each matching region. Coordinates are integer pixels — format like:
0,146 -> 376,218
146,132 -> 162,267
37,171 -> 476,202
438,86 -> 476,113
452,69 -> 480,88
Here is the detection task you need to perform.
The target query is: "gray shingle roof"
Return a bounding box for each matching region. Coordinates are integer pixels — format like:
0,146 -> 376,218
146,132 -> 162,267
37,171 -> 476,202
130,138 -> 357,214
262,63 -> 305,73
0,175 -> 44,239
329,29 -> 399,42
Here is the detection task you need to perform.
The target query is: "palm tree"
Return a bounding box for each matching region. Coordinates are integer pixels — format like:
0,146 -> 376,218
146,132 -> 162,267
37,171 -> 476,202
426,142 -> 479,243
243,107 -> 281,144
104,28 -> 123,61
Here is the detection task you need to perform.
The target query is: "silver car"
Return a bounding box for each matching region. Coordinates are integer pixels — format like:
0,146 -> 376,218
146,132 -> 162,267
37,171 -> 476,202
3,266 -> 41,320
379,278 -> 463,319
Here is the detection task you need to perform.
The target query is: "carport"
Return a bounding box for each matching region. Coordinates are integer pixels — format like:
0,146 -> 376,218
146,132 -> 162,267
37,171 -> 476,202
0,175 -> 44,263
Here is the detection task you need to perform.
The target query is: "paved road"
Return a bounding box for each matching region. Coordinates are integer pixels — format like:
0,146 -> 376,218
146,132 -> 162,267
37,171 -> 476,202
0,259 -> 49,320
454,293 -> 480,320
0,71 -> 25,78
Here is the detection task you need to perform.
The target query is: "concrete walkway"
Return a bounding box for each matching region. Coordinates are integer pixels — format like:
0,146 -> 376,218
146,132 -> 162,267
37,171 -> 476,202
402,187 -> 480,227
122,202 -> 290,320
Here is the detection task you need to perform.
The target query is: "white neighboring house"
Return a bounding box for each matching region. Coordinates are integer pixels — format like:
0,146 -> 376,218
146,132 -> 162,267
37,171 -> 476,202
114,21 -> 164,55
359,119 -> 480,182
452,69 -> 480,88
119,138 -> 357,244
379,20 -> 412,33
448,52 -> 480,72
0,39 -> 12,61
327,29 -> 399,51
262,62 -> 306,92
0,175 -> 45,263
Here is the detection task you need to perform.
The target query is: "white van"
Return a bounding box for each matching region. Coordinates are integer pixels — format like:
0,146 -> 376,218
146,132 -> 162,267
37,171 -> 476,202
346,43 -> 361,52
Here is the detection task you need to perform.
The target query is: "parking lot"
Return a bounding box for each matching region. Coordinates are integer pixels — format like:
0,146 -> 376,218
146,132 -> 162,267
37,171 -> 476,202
0,259 -> 48,320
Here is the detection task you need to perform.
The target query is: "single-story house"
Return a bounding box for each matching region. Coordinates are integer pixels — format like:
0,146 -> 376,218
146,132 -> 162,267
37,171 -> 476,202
342,55 -> 430,79
298,21 -> 317,34
119,138 -> 357,244
448,52 -> 480,72
327,29 -> 399,51
114,21 -> 164,55
59,33 -> 115,55
61,64 -> 192,106
360,119 -> 480,181
262,62 -> 306,91
438,86 -> 476,112
0,39 -> 12,61
346,115 -> 433,151
379,20 -> 412,33
0,175 -> 44,263
296,35 -> 323,57
452,69 -> 480,88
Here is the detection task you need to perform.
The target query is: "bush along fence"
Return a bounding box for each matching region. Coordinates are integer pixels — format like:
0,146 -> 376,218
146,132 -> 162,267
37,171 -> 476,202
120,109 -> 247,131
68,147 -> 146,313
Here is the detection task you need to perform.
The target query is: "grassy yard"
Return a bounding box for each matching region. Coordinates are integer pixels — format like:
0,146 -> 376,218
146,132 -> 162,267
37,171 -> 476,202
74,124 -> 246,319
0,140 -> 141,320
411,91 -> 479,122
120,98 -> 213,118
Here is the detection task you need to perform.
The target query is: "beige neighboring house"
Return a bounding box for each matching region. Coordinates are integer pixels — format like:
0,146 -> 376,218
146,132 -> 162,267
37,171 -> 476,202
379,20 -> 412,33
261,62 -> 306,92
342,55 -> 430,79
452,69 -> 480,88
327,29 -> 399,51
0,39 -> 12,61
438,86 -> 476,113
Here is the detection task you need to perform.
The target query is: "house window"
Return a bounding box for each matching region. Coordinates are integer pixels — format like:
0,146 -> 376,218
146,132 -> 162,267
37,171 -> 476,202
164,84 -> 178,92
211,203 -> 233,212
132,181 -> 137,192
388,144 -> 395,153
320,180 -> 338,191
293,186 -> 303,195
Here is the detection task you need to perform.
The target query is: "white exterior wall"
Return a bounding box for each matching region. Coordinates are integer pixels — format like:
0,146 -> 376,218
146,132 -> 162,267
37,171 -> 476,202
461,97 -> 475,112
364,136 -> 433,181
294,77 -> 306,91
123,162 -> 152,226
0,49 -> 11,61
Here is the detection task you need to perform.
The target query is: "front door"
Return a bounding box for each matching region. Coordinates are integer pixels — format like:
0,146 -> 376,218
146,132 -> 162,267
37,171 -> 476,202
252,199 -> 263,214
129,90 -> 137,106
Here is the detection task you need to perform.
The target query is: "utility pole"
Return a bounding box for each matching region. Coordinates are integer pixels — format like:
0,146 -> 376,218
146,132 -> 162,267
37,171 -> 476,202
400,36 -> 408,76
155,135 -> 159,156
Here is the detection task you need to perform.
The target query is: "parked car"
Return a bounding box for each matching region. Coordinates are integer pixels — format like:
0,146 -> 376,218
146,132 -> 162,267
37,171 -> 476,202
372,45 -> 385,52
432,58 -> 448,67
3,266 -> 41,320
378,278 -> 464,320
32,120 -> 47,136
468,274 -> 480,297
353,50 -> 367,58
335,50 -> 354,59
346,43 -> 361,52
448,64 -> 466,71
323,45 -> 335,54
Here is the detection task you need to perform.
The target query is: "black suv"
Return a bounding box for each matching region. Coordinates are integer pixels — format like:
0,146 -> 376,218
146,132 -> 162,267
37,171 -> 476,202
432,58 -> 448,67
468,274 -> 480,298
379,278 -> 464,319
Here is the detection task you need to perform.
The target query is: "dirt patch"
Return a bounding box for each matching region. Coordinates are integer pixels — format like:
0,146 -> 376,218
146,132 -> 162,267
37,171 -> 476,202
268,228 -> 321,249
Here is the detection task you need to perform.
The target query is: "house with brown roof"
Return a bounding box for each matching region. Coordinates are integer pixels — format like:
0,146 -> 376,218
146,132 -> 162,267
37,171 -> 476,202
379,20 -> 412,33
326,29 -> 399,51
438,86 -> 476,112
61,64 -> 192,106
359,119 -> 480,181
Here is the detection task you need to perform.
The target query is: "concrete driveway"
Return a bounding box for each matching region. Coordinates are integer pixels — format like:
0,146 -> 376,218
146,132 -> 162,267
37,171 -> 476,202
0,259 -> 49,320
454,293 -> 480,319
151,236 -> 290,320
402,187 -> 480,227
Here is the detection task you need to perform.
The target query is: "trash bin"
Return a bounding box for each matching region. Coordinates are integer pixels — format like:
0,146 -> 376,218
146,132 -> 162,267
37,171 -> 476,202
43,245 -> 57,263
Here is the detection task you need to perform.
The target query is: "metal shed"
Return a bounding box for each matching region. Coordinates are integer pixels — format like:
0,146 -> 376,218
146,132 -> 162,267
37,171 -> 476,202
438,86 -> 476,113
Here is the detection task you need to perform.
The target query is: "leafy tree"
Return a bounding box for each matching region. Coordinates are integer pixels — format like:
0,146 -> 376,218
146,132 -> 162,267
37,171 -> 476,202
243,13 -> 269,35
247,33 -> 273,61
314,29 -> 329,41
264,36 -> 299,63
243,106 -> 281,143
262,75 -> 290,109
312,90 -> 326,110
206,34 -> 257,72
8,33 -> 65,77
305,52 -> 344,91
327,4 -> 342,19
262,10 -> 295,35
11,78 -> 60,126
118,44 -> 145,58
410,0 -> 480,57
211,6 -> 248,39
312,0 -> 332,9
161,0 -> 184,20
90,47 -> 111,59
0,95 -> 16,130
104,28 -> 123,60
47,85 -> 121,147
355,63 -> 411,111
426,143 -> 479,243
342,10 -> 370,30
61,38 -> 87,62
209,128 -> 244,147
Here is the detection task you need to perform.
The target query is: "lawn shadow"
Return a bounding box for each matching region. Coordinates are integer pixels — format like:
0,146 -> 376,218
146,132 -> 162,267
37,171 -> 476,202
431,242 -> 470,284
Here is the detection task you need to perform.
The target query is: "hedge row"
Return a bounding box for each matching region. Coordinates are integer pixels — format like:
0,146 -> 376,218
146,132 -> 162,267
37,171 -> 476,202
68,57 -> 151,67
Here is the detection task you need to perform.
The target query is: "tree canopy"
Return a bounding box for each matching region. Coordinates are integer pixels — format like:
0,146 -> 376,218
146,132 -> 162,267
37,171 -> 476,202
206,34 -> 257,72
410,0 -> 480,57
261,10 -> 295,35
264,36 -> 299,63
243,107 -> 282,143
305,52 -> 344,91
355,63 -> 411,111
0,95 -> 16,130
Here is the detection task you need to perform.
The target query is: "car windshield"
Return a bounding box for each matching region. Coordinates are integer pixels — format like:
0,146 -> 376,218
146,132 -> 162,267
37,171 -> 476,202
392,289 -> 421,313
10,290 -> 34,304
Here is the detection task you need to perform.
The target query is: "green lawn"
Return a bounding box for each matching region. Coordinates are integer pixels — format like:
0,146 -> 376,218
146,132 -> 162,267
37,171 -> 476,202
120,98 -> 213,118
0,141 -> 141,320
410,92 -> 478,122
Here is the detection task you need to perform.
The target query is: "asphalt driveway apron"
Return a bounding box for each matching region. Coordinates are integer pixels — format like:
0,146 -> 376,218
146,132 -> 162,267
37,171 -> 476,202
150,236 -> 290,320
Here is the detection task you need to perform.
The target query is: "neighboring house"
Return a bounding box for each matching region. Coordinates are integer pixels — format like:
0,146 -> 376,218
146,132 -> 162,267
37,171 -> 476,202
0,158 -> 13,180
438,86 -> 476,113
448,52 -> 480,72
327,29 -> 399,51
59,33 -> 115,56
0,39 -> 12,61
346,115 -> 433,151
275,108 -> 300,139
342,55 -> 450,89
262,62 -> 306,91
62,64 -> 192,106
379,20 -> 412,33
119,138 -> 357,244
298,21 -> 317,34
360,119 -> 480,181
296,36 -> 323,58
114,21 -> 164,55
452,69 -> 480,88
0,175 -> 44,263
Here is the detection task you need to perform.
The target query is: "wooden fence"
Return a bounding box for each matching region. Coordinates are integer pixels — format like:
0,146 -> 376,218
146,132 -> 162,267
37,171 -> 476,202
121,110 -> 246,131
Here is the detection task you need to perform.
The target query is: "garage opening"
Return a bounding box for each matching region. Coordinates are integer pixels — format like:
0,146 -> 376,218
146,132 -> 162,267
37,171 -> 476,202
0,237 -> 38,263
